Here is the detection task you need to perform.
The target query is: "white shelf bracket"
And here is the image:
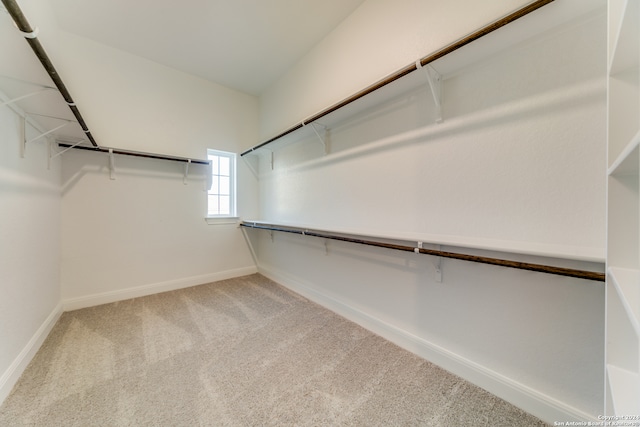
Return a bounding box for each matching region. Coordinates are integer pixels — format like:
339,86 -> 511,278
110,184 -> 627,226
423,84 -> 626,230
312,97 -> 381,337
324,240 -> 329,256
46,140 -> 52,170
417,61 -> 443,124
25,122 -> 69,145
242,154 -> 259,179
50,139 -> 87,161
183,159 -> 191,185
240,226 -> 258,265
0,87 -> 55,109
309,122 -> 329,155
108,148 -> 116,180
20,116 -> 26,158
415,241 -> 442,282
433,245 -> 443,282
270,150 -> 274,170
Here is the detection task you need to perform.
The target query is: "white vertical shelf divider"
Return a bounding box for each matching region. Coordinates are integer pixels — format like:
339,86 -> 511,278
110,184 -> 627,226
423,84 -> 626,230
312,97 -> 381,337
606,0 -> 640,417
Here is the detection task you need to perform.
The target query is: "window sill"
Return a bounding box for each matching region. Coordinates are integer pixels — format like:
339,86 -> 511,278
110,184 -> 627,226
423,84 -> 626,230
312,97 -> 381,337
205,216 -> 240,225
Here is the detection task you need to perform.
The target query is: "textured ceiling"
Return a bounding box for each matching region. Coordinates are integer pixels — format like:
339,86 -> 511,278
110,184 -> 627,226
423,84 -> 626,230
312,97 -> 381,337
50,0 -> 366,96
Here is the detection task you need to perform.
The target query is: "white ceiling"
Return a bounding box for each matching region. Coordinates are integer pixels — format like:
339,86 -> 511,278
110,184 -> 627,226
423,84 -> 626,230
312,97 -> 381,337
50,0 -> 366,96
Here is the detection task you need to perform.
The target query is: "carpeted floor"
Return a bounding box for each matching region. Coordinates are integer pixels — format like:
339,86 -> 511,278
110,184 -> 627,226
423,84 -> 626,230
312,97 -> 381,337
0,274 -> 548,426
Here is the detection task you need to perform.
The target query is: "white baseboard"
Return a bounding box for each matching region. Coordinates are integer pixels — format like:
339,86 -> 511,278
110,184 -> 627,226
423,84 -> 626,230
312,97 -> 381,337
258,264 -> 597,425
63,266 -> 258,311
0,302 -> 63,406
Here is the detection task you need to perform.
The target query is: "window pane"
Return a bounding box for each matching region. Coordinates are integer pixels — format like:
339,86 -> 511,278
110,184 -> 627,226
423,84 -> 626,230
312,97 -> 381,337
219,176 -> 230,195
210,176 -> 219,195
219,196 -> 230,215
211,156 -> 219,175
208,195 -> 219,215
207,149 -> 235,217
220,157 -> 230,176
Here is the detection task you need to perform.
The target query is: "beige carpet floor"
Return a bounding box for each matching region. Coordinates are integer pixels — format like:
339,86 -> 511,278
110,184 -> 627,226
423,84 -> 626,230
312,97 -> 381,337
0,274 -> 548,426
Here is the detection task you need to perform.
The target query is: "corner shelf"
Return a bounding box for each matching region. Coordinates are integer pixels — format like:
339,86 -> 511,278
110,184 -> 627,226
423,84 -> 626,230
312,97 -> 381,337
609,0 -> 639,75
606,364 -> 640,416
605,0 -> 640,417
608,268 -> 640,335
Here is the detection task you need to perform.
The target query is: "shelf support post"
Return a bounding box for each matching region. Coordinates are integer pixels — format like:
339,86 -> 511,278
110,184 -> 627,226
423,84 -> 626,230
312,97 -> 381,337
108,148 -> 116,180
418,61 -> 443,124
242,155 -> 258,179
183,159 -> 191,185
20,115 -> 26,158
50,139 -> 87,160
416,241 -> 442,282
433,244 -> 443,282
309,122 -> 329,155
0,87 -> 55,108
46,140 -> 51,170
25,122 -> 69,145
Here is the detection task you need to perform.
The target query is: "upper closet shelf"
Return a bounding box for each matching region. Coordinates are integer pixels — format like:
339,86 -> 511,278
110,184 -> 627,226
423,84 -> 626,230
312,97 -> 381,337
609,130 -> 640,176
0,0 -> 210,166
609,0 -> 639,75
242,0 -> 604,158
608,267 -> 640,334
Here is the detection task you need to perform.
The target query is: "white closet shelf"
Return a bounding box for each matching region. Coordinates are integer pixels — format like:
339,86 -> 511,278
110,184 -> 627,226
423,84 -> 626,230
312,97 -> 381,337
609,0 -> 639,75
606,364 -> 640,416
243,220 -> 605,264
608,267 -> 640,335
243,0 -> 571,158
608,129 -> 640,176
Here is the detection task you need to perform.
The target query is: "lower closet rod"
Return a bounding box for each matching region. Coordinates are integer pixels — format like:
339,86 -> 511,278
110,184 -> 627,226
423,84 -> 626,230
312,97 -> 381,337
240,222 -> 605,282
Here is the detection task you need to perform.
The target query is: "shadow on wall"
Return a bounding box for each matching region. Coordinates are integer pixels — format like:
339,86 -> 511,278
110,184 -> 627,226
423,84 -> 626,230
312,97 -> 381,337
60,150 -> 209,196
261,78 -> 604,176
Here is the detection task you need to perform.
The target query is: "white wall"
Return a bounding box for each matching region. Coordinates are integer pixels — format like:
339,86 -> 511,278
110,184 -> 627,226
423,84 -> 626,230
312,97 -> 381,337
254,1 -> 607,423
0,103 -> 63,403
57,33 -> 260,307
260,0 -> 536,139
0,0 -> 64,404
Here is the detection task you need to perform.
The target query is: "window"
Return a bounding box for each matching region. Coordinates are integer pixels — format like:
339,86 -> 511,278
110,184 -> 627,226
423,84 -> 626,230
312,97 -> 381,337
207,149 -> 236,217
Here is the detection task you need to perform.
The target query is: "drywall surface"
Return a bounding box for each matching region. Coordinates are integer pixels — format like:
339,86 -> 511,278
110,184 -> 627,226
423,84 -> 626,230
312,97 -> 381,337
260,0 -> 533,139
253,4 -> 606,424
0,102 -> 62,402
55,31 -> 259,156
257,8 -> 606,260
61,150 -> 257,305
58,33 -> 259,304
253,231 -> 604,423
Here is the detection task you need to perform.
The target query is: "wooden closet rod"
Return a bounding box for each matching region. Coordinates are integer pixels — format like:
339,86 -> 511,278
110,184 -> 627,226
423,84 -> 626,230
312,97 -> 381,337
57,143 -> 210,165
240,222 -> 605,282
1,0 -> 98,147
241,0 -> 555,157
3,0 -> 211,165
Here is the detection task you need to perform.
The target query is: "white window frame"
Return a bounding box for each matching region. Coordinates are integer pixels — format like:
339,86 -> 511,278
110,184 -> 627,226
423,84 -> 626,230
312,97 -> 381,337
206,149 -> 237,221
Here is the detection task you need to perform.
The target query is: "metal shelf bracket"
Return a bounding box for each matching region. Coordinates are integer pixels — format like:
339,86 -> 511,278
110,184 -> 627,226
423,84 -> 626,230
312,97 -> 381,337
415,241 -> 442,282
242,154 -> 259,179
108,148 -> 116,180
417,61 -> 443,124
0,87 -> 55,109
433,244 -> 443,282
21,113 -> 72,158
183,159 -> 191,185
309,122 -> 329,155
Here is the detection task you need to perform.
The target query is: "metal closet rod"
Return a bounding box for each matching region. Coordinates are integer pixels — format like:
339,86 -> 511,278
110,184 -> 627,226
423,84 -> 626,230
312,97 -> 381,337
240,222 -> 605,282
57,143 -> 210,165
1,0 -> 98,147
241,0 -> 555,157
